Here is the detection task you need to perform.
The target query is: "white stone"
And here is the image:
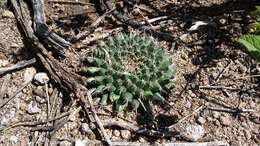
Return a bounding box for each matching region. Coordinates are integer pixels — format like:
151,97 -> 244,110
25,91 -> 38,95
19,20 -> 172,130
75,140 -> 85,146
81,123 -> 92,134
24,67 -> 36,82
113,130 -> 121,137
179,33 -> 192,43
27,101 -> 41,114
181,124 -> 205,141
0,59 -> 9,67
0,116 -> 8,126
188,21 -> 209,31
2,10 -> 14,19
9,136 -> 18,145
59,140 -> 71,146
121,130 -> 131,139
219,116 -> 231,126
197,117 -> 206,125
34,72 -> 49,85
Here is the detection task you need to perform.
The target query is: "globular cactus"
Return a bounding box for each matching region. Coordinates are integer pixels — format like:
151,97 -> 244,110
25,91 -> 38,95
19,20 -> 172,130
83,33 -> 175,112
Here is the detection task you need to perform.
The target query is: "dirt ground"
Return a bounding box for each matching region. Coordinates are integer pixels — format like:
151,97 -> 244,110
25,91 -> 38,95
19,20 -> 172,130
0,0 -> 260,146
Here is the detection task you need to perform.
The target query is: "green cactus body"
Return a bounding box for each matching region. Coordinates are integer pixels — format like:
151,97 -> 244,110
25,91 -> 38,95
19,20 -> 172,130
84,33 -> 175,112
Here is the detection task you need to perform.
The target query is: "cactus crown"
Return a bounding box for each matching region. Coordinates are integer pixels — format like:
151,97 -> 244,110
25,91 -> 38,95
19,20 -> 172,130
83,33 -> 175,112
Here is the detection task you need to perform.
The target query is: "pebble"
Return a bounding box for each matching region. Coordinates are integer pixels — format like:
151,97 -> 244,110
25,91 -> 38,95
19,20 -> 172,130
81,123 -> 92,134
75,140 -> 85,146
10,43 -> 19,48
0,116 -> 8,126
212,111 -> 220,119
34,72 -> 49,85
0,59 -> 9,67
219,18 -> 227,25
35,96 -> 46,104
113,129 -> 121,137
179,33 -> 192,43
9,136 -> 18,145
24,67 -> 36,82
244,130 -> 251,140
219,116 -> 231,126
197,117 -> 206,125
27,101 -> 41,114
180,124 -> 205,141
121,130 -> 131,139
59,140 -> 71,146
2,10 -> 14,19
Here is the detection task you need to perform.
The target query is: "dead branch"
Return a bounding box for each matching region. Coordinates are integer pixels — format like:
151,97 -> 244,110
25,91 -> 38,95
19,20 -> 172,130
0,106 -> 78,132
10,0 -> 111,145
168,105 -> 205,129
112,141 -> 229,146
30,0 -> 71,56
102,120 -> 176,138
0,79 -> 32,109
104,0 -> 175,41
0,58 -> 36,76
206,106 -> 255,113
0,74 -> 11,99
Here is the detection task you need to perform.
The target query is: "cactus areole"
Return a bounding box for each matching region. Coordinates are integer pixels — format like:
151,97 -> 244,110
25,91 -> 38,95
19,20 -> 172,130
83,33 -> 175,112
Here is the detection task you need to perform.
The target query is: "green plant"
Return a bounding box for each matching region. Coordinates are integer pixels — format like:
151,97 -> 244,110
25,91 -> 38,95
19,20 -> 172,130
83,33 -> 175,112
239,6 -> 260,61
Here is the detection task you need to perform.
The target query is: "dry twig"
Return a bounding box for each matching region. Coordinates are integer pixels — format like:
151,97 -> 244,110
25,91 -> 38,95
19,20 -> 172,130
0,79 -> 32,109
0,74 -> 11,99
10,1 -> 111,145
0,58 -> 36,76
168,105 -> 205,129
112,141 -> 229,146
102,119 -> 175,138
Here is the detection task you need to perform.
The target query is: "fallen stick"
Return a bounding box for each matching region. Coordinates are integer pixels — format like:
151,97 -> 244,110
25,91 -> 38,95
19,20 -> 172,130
0,74 -> 11,99
102,119 -> 175,138
206,106 -> 255,113
10,1 -> 111,145
0,58 -> 36,76
0,106 -> 79,132
0,79 -> 32,109
199,85 -> 240,91
168,105 -> 204,129
112,141 -> 229,146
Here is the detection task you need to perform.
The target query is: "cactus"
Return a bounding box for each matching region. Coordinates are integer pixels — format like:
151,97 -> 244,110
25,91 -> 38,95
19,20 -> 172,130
83,33 -> 175,112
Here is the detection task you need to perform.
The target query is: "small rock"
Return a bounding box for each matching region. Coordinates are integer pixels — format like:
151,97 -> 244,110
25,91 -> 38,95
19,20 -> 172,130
34,72 -> 49,85
24,67 -> 36,82
197,117 -> 206,125
181,124 -> 205,141
75,140 -> 84,146
212,111 -> 220,119
213,120 -> 221,127
68,122 -> 78,130
2,10 -> 14,19
81,123 -> 92,134
9,136 -> 18,145
27,101 -> 41,114
244,130 -> 251,140
0,59 -> 9,67
185,101 -> 192,108
219,116 -> 231,126
59,140 -> 71,146
179,33 -> 192,43
8,108 -> 16,118
35,96 -> 46,104
113,130 -> 121,137
219,18 -> 227,25
121,130 -> 131,139
0,116 -> 8,126
10,43 -> 19,48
